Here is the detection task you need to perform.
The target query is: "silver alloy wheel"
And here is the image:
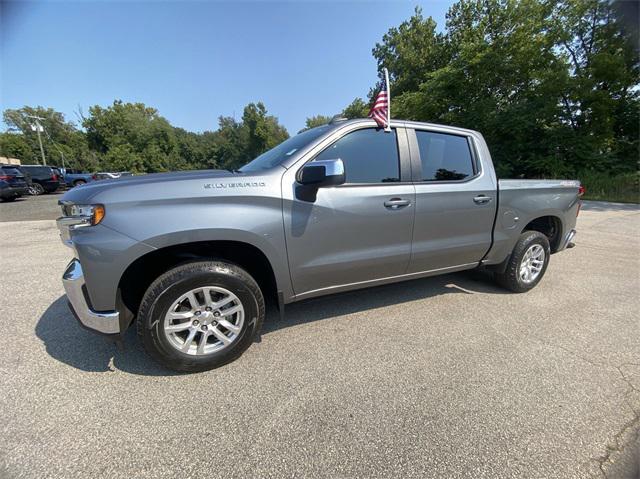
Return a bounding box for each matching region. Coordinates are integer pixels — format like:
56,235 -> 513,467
29,184 -> 45,195
519,244 -> 545,284
163,286 -> 245,356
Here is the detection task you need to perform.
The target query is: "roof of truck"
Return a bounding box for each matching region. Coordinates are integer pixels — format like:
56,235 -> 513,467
331,117 -> 480,136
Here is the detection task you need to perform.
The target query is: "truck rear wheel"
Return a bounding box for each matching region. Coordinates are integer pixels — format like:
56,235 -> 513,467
137,261 -> 265,372
495,231 -> 550,293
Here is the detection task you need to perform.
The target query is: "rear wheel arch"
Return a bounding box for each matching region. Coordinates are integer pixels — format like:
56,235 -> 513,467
520,215 -> 563,253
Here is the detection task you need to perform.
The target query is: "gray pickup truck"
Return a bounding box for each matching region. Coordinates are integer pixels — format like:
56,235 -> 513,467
57,118 -> 582,372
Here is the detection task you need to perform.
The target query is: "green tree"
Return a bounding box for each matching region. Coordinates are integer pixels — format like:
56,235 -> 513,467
551,0 -> 639,173
207,103 -> 289,171
214,116 -> 245,170
2,106 -> 80,167
83,100 -> 185,173
299,115 -> 332,132
241,102 -> 289,164
0,132 -> 31,160
372,7 -> 447,97
370,0 -> 639,178
342,98 -> 369,118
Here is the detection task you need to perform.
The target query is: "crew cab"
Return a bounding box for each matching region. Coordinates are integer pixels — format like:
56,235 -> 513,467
57,118 -> 581,372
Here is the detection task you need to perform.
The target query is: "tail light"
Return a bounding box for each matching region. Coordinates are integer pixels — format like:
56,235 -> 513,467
577,185 -> 585,216
92,174 -> 97,180
0,175 -> 10,181
51,173 -> 58,181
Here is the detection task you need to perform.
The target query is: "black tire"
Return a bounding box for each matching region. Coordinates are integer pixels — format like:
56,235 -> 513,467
30,183 -> 45,195
495,231 -> 551,293
1,196 -> 17,202
137,261 -> 265,372
73,180 -> 86,187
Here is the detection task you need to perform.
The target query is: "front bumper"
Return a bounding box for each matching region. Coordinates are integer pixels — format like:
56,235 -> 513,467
63,259 -> 121,335
57,215 -> 92,248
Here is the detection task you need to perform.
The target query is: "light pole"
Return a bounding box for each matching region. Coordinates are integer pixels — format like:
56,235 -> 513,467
27,115 -> 47,165
42,125 -> 66,168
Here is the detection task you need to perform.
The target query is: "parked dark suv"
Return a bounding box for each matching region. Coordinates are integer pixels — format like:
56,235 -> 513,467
0,165 -> 30,202
17,165 -> 61,195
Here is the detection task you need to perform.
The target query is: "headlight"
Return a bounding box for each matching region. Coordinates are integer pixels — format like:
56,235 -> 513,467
61,203 -> 106,226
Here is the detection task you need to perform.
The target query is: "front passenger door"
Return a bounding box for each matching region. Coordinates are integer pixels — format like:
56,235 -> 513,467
283,127 -> 416,298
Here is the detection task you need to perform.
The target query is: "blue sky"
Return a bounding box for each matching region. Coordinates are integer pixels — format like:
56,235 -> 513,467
1,1 -> 451,134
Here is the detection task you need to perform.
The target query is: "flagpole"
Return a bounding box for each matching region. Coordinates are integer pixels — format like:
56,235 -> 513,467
384,67 -> 391,132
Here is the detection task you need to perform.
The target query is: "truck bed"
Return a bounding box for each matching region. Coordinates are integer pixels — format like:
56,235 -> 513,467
482,178 -> 582,266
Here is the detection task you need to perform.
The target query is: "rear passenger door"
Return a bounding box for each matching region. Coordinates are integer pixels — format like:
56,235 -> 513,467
407,128 -> 497,273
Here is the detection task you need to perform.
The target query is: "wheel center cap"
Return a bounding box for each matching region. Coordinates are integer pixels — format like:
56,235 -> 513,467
200,311 -> 214,325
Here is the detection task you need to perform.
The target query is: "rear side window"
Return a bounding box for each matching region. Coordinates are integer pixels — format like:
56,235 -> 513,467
0,167 -> 21,175
415,131 -> 475,181
22,166 -> 51,176
314,128 -> 400,183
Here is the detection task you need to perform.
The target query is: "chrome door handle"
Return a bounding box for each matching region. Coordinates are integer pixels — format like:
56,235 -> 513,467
473,195 -> 492,205
384,198 -> 411,209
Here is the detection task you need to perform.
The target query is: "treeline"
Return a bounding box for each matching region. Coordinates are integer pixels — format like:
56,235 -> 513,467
0,102 -> 289,173
0,0 -> 638,189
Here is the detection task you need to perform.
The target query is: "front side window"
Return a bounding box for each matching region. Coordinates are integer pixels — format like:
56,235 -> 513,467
314,128 -> 400,183
415,131 -> 475,181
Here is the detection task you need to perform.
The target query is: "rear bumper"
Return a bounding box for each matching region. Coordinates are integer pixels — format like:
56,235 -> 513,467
62,259 -> 121,335
560,229 -> 576,251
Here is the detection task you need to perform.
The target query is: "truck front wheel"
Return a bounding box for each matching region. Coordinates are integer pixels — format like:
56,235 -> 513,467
137,261 -> 265,372
495,231 -> 550,293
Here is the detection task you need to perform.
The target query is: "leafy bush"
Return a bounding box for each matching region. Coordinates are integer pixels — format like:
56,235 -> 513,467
578,171 -> 640,203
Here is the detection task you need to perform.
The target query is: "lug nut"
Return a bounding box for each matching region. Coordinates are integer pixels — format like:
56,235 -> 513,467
192,320 -> 199,326
205,306 -> 212,311
213,311 -> 220,317
194,311 -> 201,316
211,321 -> 218,327
201,325 -> 207,331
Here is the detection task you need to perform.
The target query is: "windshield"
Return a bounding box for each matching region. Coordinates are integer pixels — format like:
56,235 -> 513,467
239,125 -> 332,172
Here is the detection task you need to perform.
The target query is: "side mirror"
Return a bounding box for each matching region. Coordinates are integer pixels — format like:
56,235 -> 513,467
298,159 -> 345,187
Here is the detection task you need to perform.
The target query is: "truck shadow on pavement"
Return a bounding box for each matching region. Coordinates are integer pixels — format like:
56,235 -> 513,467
36,270 -> 505,375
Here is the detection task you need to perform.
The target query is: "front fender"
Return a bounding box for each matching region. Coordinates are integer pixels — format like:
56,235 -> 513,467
98,191 -> 292,302
141,227 -> 293,299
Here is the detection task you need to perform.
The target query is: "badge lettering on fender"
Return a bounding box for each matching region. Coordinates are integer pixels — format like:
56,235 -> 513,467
204,182 -> 266,189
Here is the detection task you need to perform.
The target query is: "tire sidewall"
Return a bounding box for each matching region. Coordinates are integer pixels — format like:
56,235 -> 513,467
142,264 -> 262,371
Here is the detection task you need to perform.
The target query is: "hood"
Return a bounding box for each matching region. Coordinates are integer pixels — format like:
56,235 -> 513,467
60,169 -> 275,205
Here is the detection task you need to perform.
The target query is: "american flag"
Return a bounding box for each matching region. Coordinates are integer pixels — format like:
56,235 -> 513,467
368,80 -> 389,128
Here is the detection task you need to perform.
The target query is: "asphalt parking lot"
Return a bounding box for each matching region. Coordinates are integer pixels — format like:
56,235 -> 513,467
0,191 -> 64,222
0,196 -> 638,479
